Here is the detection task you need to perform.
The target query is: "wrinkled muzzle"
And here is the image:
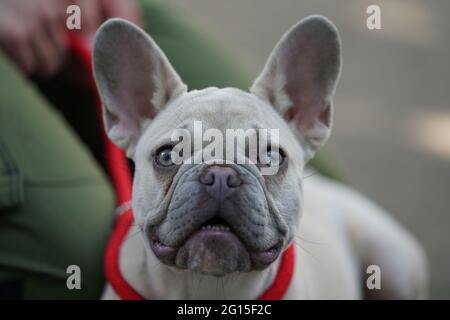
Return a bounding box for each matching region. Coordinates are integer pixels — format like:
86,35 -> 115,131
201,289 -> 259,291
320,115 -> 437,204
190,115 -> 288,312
147,163 -> 286,276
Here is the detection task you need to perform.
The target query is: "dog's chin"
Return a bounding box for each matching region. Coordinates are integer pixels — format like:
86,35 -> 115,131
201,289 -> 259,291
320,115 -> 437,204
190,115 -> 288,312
149,228 -> 282,277
175,229 -> 252,276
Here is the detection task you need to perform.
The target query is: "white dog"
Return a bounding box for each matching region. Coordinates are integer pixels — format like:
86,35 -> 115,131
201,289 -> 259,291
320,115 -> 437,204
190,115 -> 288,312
93,16 -> 428,299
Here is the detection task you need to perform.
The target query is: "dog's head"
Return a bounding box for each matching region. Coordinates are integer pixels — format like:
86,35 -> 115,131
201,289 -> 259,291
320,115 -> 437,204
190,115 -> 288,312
93,16 -> 341,277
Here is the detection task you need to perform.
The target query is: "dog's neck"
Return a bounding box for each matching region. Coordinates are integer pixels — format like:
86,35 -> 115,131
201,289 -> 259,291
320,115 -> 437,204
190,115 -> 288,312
143,252 -> 281,299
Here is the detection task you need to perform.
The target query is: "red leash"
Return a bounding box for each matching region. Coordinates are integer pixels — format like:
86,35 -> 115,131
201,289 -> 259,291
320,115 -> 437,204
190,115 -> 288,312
67,33 -> 295,300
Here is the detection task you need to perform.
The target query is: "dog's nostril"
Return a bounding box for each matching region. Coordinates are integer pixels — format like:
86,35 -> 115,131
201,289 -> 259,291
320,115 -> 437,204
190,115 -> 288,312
199,171 -> 215,186
227,173 -> 242,188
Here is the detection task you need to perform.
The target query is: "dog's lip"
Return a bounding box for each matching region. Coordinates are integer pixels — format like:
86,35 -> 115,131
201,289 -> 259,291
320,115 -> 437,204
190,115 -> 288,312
149,228 -> 282,270
249,244 -> 282,270
149,238 -> 178,264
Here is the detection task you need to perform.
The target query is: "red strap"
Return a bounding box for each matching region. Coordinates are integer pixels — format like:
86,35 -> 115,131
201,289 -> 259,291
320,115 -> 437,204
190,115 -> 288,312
104,210 -> 143,300
68,33 -> 295,300
258,244 -> 295,300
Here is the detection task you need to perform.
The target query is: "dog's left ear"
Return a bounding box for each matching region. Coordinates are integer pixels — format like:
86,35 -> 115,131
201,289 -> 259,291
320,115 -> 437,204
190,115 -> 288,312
93,19 -> 187,157
251,16 -> 341,160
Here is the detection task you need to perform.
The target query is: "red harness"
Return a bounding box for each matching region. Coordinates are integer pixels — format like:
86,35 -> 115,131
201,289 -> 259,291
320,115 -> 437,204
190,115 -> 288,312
68,34 -> 295,300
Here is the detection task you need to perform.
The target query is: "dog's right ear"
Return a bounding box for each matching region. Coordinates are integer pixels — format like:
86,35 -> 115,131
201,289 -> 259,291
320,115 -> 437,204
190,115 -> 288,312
250,16 -> 341,161
93,19 -> 187,157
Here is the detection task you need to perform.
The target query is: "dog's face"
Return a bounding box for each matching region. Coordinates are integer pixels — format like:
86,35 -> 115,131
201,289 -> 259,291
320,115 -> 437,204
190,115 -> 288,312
93,16 -> 341,276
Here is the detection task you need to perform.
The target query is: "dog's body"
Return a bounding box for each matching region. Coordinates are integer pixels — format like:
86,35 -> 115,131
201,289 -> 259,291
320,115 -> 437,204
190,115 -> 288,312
93,17 -> 428,299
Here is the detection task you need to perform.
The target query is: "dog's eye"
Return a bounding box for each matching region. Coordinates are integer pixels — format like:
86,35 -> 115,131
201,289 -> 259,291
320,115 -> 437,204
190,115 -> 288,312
259,148 -> 285,166
155,147 -> 175,167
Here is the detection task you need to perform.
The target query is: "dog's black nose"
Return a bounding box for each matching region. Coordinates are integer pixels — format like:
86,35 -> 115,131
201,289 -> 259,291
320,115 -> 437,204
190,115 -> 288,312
199,166 -> 242,200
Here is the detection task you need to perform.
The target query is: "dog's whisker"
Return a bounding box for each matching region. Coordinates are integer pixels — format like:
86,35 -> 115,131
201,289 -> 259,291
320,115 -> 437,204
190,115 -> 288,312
293,240 -> 319,262
294,234 -> 326,245
196,274 -> 204,291
124,229 -> 142,241
129,223 -> 142,227
215,278 -> 219,297
146,260 -> 162,270
302,170 -> 318,180
221,278 -> 226,299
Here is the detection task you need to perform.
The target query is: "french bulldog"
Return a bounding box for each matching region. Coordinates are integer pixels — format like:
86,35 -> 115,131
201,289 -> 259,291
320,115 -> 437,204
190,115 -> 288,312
93,16 -> 428,299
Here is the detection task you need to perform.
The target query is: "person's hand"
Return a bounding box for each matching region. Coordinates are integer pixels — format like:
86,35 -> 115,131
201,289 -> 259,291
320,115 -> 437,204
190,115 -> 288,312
0,0 -> 69,77
0,0 -> 142,78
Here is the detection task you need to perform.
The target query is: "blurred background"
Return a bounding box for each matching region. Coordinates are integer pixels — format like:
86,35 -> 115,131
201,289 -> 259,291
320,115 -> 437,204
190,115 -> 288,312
0,0 -> 448,299
162,0 -> 450,298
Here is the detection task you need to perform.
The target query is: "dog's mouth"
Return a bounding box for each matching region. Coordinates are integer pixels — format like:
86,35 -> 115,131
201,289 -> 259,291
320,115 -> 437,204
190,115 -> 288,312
149,217 -> 282,276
